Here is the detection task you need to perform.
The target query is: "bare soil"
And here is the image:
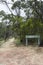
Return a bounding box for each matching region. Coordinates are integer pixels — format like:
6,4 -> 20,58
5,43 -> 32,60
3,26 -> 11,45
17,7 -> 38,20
0,38 -> 43,65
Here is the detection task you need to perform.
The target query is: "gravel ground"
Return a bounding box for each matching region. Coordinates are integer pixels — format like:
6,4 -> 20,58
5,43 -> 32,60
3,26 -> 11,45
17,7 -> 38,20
0,38 -> 43,65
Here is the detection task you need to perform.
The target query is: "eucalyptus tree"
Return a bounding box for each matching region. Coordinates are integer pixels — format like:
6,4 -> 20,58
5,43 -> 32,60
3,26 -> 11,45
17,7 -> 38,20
0,0 -> 43,42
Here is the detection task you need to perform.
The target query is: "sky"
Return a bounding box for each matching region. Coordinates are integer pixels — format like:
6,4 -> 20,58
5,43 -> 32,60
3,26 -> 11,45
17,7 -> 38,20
0,0 -> 26,22
0,0 -> 43,22
0,0 -> 43,15
0,0 -> 17,14
0,0 -> 43,13
0,0 -> 25,16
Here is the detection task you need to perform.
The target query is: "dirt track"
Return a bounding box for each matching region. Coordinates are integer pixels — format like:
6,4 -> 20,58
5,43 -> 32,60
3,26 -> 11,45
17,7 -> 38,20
0,38 -> 43,65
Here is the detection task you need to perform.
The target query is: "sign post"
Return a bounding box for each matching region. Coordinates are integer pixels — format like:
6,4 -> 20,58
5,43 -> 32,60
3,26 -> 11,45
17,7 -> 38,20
26,35 -> 40,46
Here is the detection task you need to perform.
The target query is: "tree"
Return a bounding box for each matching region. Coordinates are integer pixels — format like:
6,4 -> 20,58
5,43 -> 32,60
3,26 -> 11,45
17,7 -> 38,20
0,0 -> 43,44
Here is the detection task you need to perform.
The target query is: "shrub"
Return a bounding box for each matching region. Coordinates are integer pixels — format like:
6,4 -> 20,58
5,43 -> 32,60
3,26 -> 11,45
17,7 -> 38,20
15,38 -> 21,46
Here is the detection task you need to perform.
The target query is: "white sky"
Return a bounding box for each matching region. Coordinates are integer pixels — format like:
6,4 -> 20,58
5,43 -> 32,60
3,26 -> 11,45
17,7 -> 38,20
0,0 -> 25,16
0,0 -> 16,14
0,0 -> 43,13
0,0 -> 43,14
0,0 -> 43,22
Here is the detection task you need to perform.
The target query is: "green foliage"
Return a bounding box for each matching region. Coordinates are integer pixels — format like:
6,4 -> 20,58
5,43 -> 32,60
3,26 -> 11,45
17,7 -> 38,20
0,0 -> 43,45
11,0 -> 14,2
15,38 -> 21,46
13,17 -> 43,44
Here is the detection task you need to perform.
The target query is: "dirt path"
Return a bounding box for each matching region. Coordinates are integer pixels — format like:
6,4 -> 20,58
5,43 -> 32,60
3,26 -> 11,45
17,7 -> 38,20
0,38 -> 43,65
1,38 -> 15,48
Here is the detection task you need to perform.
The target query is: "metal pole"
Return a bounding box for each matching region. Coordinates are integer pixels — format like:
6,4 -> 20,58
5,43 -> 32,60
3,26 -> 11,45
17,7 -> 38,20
38,38 -> 40,46
26,38 -> 28,46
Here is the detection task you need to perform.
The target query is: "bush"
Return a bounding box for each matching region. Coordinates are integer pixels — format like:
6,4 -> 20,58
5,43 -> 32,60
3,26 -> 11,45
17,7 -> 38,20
14,17 -> 43,45
15,39 -> 21,46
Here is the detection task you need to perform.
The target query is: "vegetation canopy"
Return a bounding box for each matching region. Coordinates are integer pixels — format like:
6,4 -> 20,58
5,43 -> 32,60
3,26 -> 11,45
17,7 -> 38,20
0,0 -> 43,45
